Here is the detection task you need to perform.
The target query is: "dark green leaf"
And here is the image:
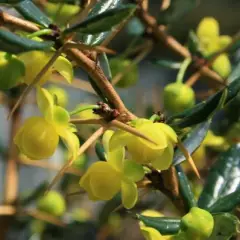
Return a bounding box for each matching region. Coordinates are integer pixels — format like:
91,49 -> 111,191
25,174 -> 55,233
173,121 -> 211,165
228,61 -> 240,84
0,0 -> 24,3
151,59 -> 181,69
158,0 -> 198,25
175,165 -> 197,211
64,4 -> 136,34
0,29 -> 54,54
82,0 -> 122,45
209,213 -> 239,240
208,189 -> 240,213
99,53 -> 112,81
187,31 -> 202,57
95,142 -> 106,161
167,77 -> 240,128
15,0 -> 51,27
20,181 -> 48,206
88,77 -> 109,103
198,144 -> 240,210
136,215 -> 181,235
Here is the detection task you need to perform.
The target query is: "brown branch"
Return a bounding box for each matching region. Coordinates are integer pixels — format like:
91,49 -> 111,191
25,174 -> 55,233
0,206 -> 16,216
136,5 -> 223,84
19,158 -> 82,176
4,102 -> 21,204
66,48 -> 136,120
0,11 -> 39,32
0,11 -> 135,121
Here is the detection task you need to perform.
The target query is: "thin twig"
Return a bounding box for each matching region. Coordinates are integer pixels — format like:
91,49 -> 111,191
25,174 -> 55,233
25,209 -> 66,227
19,158 -> 82,176
0,206 -> 16,216
71,118 -> 157,145
46,127 -> 106,192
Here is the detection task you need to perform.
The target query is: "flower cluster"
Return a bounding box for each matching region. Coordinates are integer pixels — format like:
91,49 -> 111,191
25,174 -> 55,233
80,119 -> 177,209
196,17 -> 232,79
15,87 -> 79,160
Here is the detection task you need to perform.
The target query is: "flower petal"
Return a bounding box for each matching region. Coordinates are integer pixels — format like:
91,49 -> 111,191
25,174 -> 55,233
52,106 -> 70,127
102,130 -> 115,153
121,178 -> 138,209
79,170 -> 100,201
151,144 -> 174,170
36,87 -> 54,119
58,128 -> 79,160
109,129 -> 130,151
53,56 -> 73,84
154,123 -> 177,144
123,160 -> 145,182
140,226 -> 163,240
89,162 -> 121,200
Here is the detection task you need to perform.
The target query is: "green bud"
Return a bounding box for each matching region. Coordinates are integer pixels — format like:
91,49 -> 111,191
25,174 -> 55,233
48,85 -> 68,107
37,191 -> 66,217
45,3 -> 80,26
181,207 -> 214,239
163,83 -> 195,114
0,52 -> 25,90
71,153 -> 87,170
71,208 -> 91,222
109,58 -> 138,88
212,54 -> 231,79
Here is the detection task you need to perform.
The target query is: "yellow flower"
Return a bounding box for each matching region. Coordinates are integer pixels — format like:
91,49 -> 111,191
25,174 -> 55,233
18,50 -> 73,85
14,87 -> 79,160
196,17 -> 232,79
109,119 -> 177,170
80,130 -> 145,209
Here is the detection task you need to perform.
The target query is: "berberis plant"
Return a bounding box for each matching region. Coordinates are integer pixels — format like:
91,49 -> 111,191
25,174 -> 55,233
0,0 -> 240,239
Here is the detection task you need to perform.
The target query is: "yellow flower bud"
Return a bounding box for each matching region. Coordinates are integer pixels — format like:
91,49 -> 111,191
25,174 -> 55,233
109,58 -> 138,88
181,207 -> 214,239
163,83 -> 195,114
71,208 -> 91,222
0,52 -> 25,90
212,54 -> 231,79
48,85 -> 68,107
14,117 -> 59,160
37,191 -> 66,217
196,17 -> 219,40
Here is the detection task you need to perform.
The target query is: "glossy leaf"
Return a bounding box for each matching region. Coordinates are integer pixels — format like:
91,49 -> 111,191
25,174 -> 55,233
82,0 -> 122,45
209,213 -> 239,240
198,144 -> 240,210
136,215 -> 181,235
0,29 -> 54,54
228,61 -> 240,84
15,0 -> 51,27
173,121 -> 211,165
64,4 -> 136,34
208,189 -> 240,213
175,165 -> 196,211
151,59 -> 181,69
158,0 -> 198,25
167,77 -> 240,128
